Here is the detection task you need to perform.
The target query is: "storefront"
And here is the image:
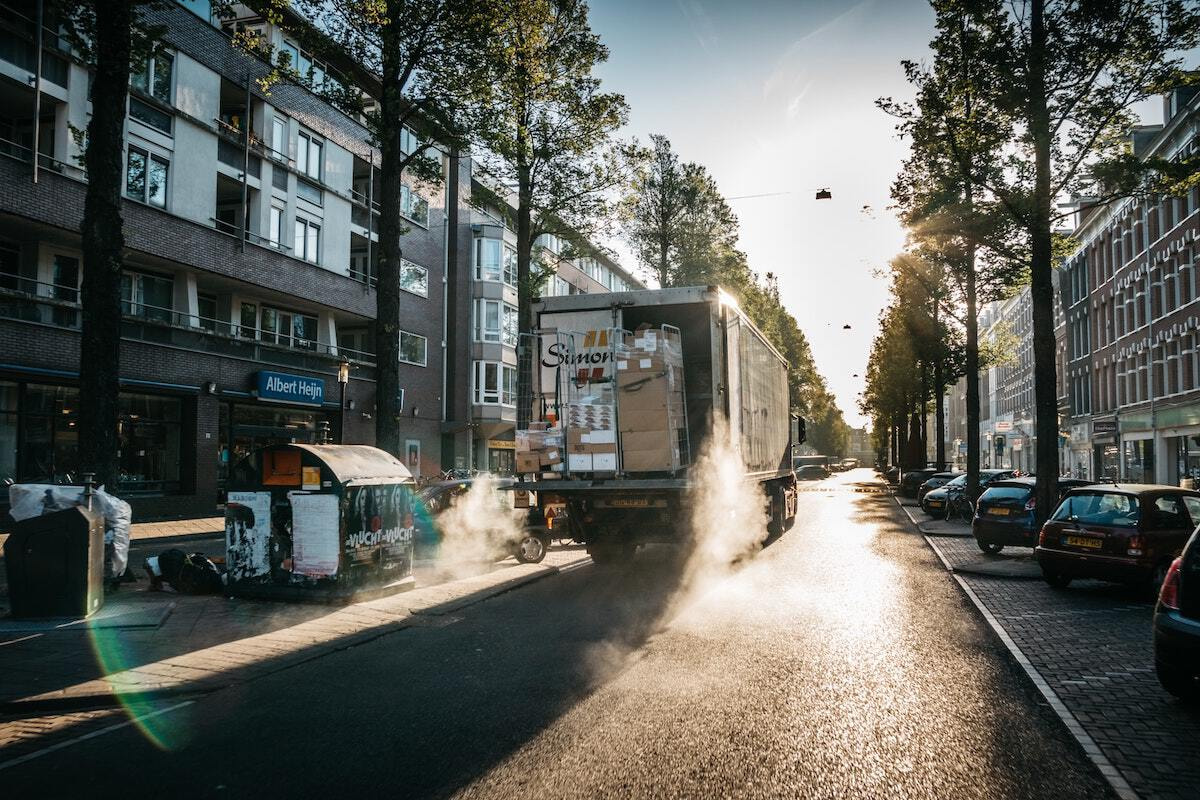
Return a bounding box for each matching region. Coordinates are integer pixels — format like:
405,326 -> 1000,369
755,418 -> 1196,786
0,378 -> 187,497
1122,437 -> 1155,483
486,437 -> 515,474
217,371 -> 335,495
1068,422 -> 1091,479
1092,418 -> 1119,480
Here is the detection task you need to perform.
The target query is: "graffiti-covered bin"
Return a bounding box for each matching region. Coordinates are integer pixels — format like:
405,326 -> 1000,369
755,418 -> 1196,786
224,444 -> 417,601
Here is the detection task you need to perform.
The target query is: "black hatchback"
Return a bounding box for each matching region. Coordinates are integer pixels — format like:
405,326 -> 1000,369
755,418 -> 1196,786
1154,526 -> 1200,701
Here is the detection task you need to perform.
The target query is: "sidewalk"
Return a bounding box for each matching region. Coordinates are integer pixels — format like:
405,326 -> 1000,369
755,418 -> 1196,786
0,515 -> 225,553
0,546 -> 591,766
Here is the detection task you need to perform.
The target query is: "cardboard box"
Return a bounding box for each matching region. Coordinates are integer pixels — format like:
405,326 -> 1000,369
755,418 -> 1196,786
622,446 -> 680,472
621,429 -> 673,452
618,409 -> 673,432
582,429 -> 616,445
516,452 -> 542,473
568,452 -> 593,471
541,449 -> 562,465
592,452 -> 617,471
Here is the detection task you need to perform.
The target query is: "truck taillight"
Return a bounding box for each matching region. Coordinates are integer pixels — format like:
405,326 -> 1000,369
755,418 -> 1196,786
1127,535 -> 1143,557
1160,558 -> 1182,610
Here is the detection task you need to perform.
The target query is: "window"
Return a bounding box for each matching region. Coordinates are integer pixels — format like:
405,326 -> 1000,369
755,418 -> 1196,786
117,393 -> 182,494
400,127 -> 420,154
239,302 -> 257,338
269,206 -> 284,248
296,179 -> 322,206
294,218 -> 320,263
474,300 -> 517,346
120,270 -> 173,322
125,147 -> 168,207
399,330 -> 427,366
261,306 -> 317,350
475,238 -> 501,282
473,361 -> 516,405
129,98 -> 172,134
131,52 -> 173,104
400,260 -> 428,297
297,132 -> 322,180
51,255 -> 78,303
503,244 -> 517,286
400,183 -> 428,226
0,242 -> 19,291
271,116 -> 288,161
197,293 -> 217,332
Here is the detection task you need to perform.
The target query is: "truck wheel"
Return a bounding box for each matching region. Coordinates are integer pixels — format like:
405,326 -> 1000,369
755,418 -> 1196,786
588,543 -> 635,565
515,534 -> 547,564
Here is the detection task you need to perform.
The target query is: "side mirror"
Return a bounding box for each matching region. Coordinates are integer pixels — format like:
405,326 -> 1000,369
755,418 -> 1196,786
792,415 -> 806,445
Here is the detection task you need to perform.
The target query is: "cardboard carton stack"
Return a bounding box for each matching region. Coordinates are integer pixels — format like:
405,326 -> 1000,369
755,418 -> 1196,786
616,325 -> 687,472
514,422 -> 565,475
565,401 -> 617,472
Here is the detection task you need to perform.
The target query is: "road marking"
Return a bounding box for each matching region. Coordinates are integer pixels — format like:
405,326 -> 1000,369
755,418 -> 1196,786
557,558 -> 593,574
0,634 -> 43,648
0,700 -> 194,772
913,520 -> 1140,800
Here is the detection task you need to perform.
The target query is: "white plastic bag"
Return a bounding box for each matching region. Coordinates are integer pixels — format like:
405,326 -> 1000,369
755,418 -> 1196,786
7,484 -> 133,576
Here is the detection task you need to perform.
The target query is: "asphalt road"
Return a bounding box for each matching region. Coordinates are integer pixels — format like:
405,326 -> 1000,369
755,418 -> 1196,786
4,470 -> 1115,798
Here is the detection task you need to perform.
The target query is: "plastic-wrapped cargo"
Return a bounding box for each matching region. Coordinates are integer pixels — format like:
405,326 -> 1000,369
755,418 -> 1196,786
7,483 -> 133,577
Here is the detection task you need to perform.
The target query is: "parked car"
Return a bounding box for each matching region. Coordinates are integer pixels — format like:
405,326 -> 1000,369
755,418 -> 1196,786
972,477 -> 1094,553
840,458 -> 859,470
883,466 -> 900,484
921,469 -> 1016,518
1036,484 -> 1200,595
796,464 -> 830,481
415,478 -> 551,564
899,468 -> 939,498
917,472 -> 962,505
1154,525 -> 1200,701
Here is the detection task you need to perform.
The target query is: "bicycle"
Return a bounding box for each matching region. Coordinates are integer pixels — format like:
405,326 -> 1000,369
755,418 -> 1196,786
943,487 -> 975,524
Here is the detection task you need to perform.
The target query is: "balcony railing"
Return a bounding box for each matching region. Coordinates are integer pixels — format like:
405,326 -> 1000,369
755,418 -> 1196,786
0,133 -> 87,181
0,280 -> 377,373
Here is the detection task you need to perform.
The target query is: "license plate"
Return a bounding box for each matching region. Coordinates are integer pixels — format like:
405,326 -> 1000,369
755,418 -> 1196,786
987,507 -> 1011,516
1065,535 -> 1103,549
607,498 -> 650,508
928,500 -> 943,508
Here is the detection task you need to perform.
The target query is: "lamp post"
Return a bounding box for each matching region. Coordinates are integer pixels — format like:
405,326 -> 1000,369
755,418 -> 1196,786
337,359 -> 350,444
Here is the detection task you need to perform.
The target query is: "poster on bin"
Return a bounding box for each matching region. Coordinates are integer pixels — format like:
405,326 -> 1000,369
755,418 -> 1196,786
289,492 -> 340,577
225,491 -> 271,581
538,310 -> 620,407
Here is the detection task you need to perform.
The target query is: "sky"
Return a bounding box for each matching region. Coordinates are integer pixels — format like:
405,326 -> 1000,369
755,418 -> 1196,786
587,0 -> 939,428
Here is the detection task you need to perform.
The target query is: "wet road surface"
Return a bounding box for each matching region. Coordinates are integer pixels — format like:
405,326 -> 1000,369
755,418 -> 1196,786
4,470 -> 1114,798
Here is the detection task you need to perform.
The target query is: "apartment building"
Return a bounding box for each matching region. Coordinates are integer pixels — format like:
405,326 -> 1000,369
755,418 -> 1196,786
0,0 -> 462,516
458,178 -> 643,473
1059,85 -> 1200,485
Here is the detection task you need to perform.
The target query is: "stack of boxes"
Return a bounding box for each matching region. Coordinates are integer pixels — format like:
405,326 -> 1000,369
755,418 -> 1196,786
616,326 -> 687,472
514,422 -> 564,475
565,402 -> 617,472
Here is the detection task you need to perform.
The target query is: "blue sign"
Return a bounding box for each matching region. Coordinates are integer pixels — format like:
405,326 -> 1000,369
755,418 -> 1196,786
256,371 -> 325,406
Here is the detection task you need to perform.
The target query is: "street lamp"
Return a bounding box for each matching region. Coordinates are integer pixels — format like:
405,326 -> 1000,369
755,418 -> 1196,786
337,359 -> 350,443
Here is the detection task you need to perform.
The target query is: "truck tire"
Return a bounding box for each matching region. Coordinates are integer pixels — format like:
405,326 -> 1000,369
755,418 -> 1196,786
588,543 -> 635,565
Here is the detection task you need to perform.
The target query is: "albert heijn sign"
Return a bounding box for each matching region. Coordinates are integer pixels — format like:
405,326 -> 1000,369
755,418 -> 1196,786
255,371 -> 325,407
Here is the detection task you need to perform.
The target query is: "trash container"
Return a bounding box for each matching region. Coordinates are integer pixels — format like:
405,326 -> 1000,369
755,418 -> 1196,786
4,505 -> 105,618
224,444 -> 418,602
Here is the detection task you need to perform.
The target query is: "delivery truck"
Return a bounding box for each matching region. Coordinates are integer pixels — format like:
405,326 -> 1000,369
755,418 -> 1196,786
514,285 -> 801,564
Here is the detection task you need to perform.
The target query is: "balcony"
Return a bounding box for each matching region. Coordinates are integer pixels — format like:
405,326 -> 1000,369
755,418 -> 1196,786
0,279 -> 376,375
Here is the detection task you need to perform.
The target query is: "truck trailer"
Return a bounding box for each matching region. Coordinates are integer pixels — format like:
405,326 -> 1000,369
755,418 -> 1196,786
516,285 -> 800,564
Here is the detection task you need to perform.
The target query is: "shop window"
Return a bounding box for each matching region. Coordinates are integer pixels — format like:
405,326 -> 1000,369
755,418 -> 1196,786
0,381 -> 16,485
399,330 -> 427,366
118,393 -> 182,494
19,384 -> 80,483
120,269 -> 173,322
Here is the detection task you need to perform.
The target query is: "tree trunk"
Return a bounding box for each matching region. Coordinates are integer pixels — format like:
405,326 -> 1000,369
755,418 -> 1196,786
516,161 -> 533,429
1028,0 -> 1059,522
374,22 -> 404,457
907,409 -> 922,469
965,246 -> 981,501
935,360 -> 946,471
919,363 -> 929,465
78,0 -> 133,490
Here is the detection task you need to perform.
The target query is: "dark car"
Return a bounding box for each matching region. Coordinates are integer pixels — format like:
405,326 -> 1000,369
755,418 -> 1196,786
899,468 -> 938,498
973,478 -> 1095,553
415,477 -> 551,564
1154,526 -> 1200,701
1036,484 -> 1200,594
921,469 -> 1016,518
796,464 -> 830,481
917,472 -> 961,504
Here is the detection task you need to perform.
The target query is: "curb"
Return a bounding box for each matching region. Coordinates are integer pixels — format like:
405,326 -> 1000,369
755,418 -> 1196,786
0,556 -> 591,718
898,499 -> 1138,800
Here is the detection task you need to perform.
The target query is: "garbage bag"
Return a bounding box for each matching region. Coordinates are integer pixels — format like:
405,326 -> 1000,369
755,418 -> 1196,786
7,483 -> 133,577
153,549 -> 223,595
